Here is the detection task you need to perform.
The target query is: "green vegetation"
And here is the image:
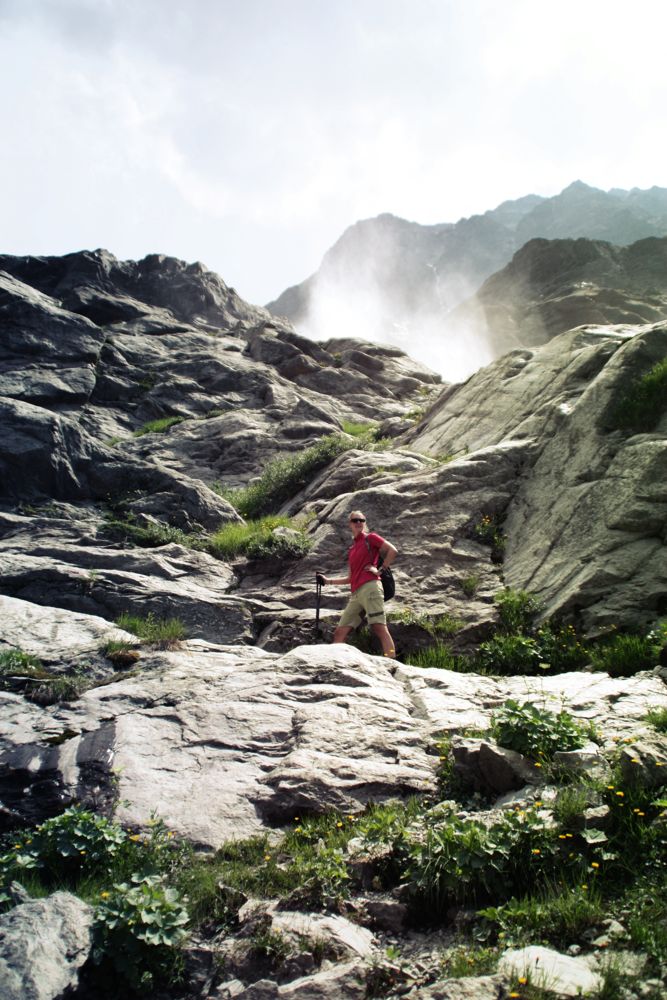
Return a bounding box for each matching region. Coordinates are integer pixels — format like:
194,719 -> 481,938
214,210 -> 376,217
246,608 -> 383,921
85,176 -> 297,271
646,707 -> 667,733
405,644 -> 478,673
103,513 -> 195,549
116,612 -> 186,648
2,736 -> 667,993
133,416 -> 185,436
472,512 -> 505,562
490,700 -> 592,762
0,809 -> 191,993
0,649 -> 88,704
589,630 -> 661,677
460,573 -> 480,597
611,358 -> 667,432
102,639 -> 141,668
340,419 -> 378,437
388,608 -> 464,637
220,432 -> 375,518
207,515 -> 311,560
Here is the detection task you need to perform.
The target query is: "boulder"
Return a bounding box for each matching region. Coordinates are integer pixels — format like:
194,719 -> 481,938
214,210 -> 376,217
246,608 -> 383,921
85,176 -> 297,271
0,892 -> 93,1000
498,945 -> 602,997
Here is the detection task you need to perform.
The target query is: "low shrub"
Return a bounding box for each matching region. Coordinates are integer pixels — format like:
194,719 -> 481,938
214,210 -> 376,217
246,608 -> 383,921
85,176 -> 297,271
460,574 -> 480,597
495,588 -> 542,634
472,513 -> 505,561
477,634 -> 543,674
611,358 -> 667,432
207,515 -> 311,560
490,700 -> 590,762
590,631 -> 660,677
115,613 -> 186,648
133,416 -> 185,437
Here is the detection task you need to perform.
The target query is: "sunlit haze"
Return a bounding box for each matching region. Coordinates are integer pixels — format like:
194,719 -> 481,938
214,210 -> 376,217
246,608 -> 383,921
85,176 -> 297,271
2,0 -> 667,376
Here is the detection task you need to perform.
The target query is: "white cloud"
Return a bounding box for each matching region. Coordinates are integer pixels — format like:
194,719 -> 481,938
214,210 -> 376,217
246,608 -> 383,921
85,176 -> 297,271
1,0 -> 667,307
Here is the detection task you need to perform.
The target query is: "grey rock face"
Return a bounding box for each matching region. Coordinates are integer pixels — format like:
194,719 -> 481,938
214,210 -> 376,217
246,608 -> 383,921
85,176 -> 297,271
407,322 -> 667,632
2,638 -> 666,844
0,892 -> 94,1000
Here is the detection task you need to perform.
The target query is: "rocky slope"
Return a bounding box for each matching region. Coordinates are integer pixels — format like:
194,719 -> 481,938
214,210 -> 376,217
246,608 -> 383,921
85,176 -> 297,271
266,182 -> 667,372
0,246 -> 666,1000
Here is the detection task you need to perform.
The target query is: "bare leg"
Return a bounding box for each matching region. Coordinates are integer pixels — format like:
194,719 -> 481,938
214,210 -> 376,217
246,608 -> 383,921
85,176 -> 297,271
333,626 -> 353,644
371,623 -> 396,657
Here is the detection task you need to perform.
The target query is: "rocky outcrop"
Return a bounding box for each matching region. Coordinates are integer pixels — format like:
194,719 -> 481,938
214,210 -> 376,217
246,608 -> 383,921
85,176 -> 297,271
0,892 -> 94,1000
449,235 -> 667,354
2,625 -> 665,845
406,322 -> 667,632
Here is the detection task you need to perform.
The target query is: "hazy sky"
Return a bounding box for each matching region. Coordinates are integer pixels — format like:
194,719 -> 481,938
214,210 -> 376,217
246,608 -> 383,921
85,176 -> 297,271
2,0 -> 667,307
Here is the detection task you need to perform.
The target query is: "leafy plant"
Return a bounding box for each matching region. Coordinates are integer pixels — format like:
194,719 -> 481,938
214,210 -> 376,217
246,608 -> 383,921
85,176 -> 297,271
477,634 -> 544,675
406,807 -> 557,913
207,515 -> 311,560
495,589 -> 542,634
0,649 -> 43,673
610,358 -> 667,432
133,416 -> 185,436
490,700 -> 590,761
0,807 -> 128,886
480,883 -> 605,949
115,613 -> 186,648
93,873 -> 189,993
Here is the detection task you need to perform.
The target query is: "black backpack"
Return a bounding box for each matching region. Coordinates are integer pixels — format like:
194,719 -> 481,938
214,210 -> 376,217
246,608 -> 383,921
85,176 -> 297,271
365,537 -> 395,602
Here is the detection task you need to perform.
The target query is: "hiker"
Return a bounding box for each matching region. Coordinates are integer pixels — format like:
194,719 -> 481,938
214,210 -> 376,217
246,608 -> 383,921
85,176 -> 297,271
316,510 -> 397,658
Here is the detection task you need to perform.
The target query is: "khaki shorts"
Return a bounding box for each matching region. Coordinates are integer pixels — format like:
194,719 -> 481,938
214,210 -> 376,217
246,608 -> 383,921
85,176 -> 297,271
338,580 -> 386,628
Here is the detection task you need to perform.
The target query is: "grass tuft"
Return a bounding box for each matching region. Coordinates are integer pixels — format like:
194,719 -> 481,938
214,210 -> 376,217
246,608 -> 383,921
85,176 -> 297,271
134,416 -> 185,436
115,613 -> 186,648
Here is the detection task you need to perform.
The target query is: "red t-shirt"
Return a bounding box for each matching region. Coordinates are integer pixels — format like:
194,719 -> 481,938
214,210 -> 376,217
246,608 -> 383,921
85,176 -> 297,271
348,531 -> 385,592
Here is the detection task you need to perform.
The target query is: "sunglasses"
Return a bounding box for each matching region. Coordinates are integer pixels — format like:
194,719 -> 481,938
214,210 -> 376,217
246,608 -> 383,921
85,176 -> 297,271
349,518 -> 366,523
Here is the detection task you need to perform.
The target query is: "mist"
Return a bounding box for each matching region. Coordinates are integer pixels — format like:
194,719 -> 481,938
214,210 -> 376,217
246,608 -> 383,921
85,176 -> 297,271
296,271 -> 495,383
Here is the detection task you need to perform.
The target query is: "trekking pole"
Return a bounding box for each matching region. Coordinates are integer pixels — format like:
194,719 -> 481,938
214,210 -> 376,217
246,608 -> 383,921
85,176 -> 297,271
315,576 -> 323,639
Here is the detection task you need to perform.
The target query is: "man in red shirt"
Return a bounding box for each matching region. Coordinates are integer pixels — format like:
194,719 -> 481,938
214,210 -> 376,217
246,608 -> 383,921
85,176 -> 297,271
317,510 -> 398,658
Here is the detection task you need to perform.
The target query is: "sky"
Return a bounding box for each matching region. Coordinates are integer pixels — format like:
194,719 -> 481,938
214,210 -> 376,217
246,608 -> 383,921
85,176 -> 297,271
2,0 -> 667,309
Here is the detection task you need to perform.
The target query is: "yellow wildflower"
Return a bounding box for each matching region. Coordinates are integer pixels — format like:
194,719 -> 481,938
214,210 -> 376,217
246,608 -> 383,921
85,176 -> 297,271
591,862 -> 600,869
532,849 -> 541,855
100,891 -> 110,899
264,854 -> 271,861
518,977 -> 528,985
616,791 -> 624,798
